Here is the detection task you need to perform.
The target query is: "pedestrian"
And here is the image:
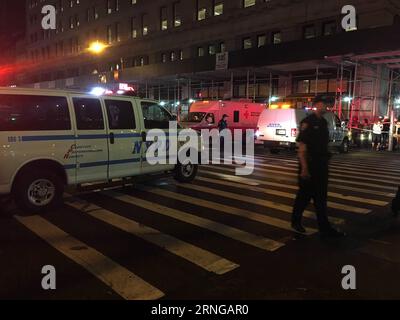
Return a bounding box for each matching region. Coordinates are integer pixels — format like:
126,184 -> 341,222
382,117 -> 390,149
218,114 -> 229,132
372,119 -> 383,151
291,96 -> 345,239
218,114 -> 229,152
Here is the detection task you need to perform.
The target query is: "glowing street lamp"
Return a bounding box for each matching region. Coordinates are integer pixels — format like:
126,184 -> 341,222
88,41 -> 107,55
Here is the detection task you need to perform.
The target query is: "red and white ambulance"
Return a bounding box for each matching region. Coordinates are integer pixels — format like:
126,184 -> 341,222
180,100 -> 266,132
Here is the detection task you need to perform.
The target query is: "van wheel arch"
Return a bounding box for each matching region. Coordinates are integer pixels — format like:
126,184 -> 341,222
12,160 -> 67,192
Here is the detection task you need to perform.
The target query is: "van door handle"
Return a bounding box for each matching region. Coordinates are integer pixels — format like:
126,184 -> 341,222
109,132 -> 115,144
141,131 -> 147,142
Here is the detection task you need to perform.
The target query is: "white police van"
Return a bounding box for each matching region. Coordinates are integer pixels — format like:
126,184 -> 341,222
256,108 -> 350,154
0,88 -> 198,212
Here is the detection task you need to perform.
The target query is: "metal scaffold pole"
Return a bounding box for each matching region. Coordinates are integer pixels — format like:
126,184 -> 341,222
388,69 -> 394,151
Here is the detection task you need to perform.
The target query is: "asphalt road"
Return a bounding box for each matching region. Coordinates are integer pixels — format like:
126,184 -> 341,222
1,149 -> 400,300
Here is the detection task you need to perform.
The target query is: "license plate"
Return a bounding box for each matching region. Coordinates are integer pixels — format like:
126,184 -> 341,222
279,141 -> 290,146
276,129 -> 286,136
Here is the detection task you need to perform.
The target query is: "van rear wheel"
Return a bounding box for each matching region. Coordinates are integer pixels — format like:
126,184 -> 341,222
14,171 -> 64,213
174,162 -> 198,183
340,138 -> 349,154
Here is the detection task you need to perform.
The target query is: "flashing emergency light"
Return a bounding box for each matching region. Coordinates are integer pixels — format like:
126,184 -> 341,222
269,96 -> 279,102
90,87 -> 106,96
343,96 -> 352,102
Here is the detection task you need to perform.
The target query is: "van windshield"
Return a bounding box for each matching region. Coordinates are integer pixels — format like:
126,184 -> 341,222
185,112 -> 206,123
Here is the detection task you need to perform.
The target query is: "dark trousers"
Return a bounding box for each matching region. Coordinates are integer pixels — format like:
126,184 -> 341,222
292,160 -> 332,232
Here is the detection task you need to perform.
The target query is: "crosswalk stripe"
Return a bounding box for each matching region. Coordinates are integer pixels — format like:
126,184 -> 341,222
66,198 -> 239,275
199,171 -> 388,206
248,161 -> 400,181
256,159 -> 400,176
136,185 -> 317,235
104,191 -> 285,252
15,215 -> 164,300
176,182 -> 345,225
256,155 -> 400,172
195,176 -> 371,214
201,166 -> 396,198
226,164 -> 397,190
225,160 -> 400,186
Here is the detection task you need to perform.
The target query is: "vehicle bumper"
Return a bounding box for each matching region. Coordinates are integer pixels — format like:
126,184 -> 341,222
261,140 -> 297,149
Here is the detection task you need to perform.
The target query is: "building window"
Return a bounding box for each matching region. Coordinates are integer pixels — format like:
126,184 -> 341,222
272,31 -> 281,44
173,2 -> 182,27
107,25 -> 112,44
198,47 -> 205,57
208,44 -> 216,55
214,2 -> 223,16
257,34 -> 267,47
243,0 -> 255,8
160,7 -> 168,30
197,8 -> 206,21
303,24 -> 316,39
142,14 -> 149,36
242,37 -> 252,50
323,21 -> 336,36
131,18 -> 137,38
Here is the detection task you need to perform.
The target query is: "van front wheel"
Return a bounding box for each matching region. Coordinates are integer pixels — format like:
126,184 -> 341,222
14,171 -> 64,213
174,162 -> 198,183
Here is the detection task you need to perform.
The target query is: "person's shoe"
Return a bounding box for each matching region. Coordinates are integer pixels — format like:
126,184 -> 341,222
320,228 -> 346,239
291,222 -> 306,234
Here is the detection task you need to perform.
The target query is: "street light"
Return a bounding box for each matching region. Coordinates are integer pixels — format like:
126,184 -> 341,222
88,41 -> 107,55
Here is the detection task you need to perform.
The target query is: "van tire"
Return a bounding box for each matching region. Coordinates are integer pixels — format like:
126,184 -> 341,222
13,170 -> 64,213
340,138 -> 349,154
174,162 -> 198,183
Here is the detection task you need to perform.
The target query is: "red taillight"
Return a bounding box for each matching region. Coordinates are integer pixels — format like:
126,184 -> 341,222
291,128 -> 297,137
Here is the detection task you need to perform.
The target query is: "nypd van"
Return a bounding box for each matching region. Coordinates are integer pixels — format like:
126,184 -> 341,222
256,108 -> 350,153
0,88 -> 198,212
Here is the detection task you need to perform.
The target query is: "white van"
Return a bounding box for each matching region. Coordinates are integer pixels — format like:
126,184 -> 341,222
255,108 -> 350,153
0,88 -> 198,212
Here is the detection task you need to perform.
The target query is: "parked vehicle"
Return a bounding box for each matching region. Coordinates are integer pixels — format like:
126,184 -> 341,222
0,88 -> 198,212
180,100 -> 266,133
255,108 -> 350,153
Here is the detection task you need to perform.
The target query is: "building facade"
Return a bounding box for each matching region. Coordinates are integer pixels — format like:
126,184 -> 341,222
18,0 -> 400,119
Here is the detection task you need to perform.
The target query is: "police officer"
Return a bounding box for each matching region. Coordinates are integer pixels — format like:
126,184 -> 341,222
292,96 -> 345,239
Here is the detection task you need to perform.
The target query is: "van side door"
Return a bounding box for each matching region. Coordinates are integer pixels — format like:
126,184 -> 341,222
104,97 -> 142,179
71,95 -> 109,184
139,100 -> 176,174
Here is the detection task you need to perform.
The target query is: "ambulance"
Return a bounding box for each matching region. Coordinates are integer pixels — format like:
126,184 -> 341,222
255,107 -> 350,153
180,100 -> 266,133
0,88 -> 198,212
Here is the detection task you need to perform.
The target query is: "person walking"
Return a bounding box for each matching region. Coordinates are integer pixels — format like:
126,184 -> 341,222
218,114 -> 229,153
372,119 -> 383,151
291,96 -> 345,239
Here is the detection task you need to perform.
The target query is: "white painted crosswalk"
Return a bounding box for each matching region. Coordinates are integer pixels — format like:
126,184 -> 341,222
13,150 -> 395,300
